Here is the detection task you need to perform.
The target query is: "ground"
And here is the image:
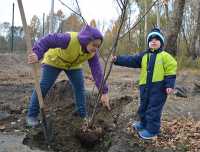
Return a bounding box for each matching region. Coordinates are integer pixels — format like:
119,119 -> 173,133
0,53 -> 200,152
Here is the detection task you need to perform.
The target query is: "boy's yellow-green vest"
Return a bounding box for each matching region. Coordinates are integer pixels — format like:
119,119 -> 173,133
139,51 -> 177,85
42,32 -> 94,70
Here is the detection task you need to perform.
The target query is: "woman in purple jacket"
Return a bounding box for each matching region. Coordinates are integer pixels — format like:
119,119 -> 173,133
26,25 -> 110,127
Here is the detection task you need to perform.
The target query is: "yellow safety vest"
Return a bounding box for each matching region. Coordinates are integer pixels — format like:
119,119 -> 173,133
139,51 -> 177,85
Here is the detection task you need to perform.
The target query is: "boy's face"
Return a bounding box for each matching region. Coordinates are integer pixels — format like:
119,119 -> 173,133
148,38 -> 161,49
86,39 -> 102,53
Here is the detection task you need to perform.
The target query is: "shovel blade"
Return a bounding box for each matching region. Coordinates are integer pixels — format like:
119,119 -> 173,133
41,110 -> 54,144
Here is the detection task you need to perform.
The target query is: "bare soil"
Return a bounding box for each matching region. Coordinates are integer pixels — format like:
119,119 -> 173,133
0,53 -> 200,152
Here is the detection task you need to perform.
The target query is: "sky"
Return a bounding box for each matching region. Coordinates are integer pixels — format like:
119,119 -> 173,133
0,0 -> 123,27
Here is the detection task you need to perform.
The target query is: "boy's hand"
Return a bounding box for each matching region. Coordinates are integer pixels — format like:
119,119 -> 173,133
27,52 -> 38,64
101,94 -> 111,111
166,88 -> 174,95
111,55 -> 117,63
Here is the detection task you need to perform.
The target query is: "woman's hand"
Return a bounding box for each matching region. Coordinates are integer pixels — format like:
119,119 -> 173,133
27,52 -> 39,64
101,94 -> 111,111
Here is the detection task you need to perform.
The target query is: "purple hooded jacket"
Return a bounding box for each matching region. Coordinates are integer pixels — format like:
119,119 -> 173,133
32,25 -> 108,94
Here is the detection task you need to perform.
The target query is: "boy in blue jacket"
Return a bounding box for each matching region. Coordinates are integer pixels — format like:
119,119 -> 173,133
112,28 -> 177,139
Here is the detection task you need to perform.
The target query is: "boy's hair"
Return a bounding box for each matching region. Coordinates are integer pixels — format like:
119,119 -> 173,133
147,27 -> 165,47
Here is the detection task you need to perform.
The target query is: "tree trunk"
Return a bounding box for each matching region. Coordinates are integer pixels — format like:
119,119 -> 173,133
144,0 -> 148,46
164,2 -> 169,26
49,0 -> 54,33
165,0 -> 185,56
198,34 -> 200,57
189,0 -> 200,59
157,1 -> 160,28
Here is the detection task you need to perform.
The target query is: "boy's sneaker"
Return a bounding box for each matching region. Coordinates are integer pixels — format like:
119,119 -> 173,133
132,121 -> 144,131
26,116 -> 39,127
138,129 -> 157,139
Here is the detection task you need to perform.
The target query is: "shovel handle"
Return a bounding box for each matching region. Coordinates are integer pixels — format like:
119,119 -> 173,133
17,0 -> 44,108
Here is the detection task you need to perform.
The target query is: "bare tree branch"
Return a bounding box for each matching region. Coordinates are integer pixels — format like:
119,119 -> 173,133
120,0 -> 126,8
116,0 -> 123,11
74,0 -> 87,24
120,0 -> 159,40
89,0 -> 129,128
58,0 -> 87,24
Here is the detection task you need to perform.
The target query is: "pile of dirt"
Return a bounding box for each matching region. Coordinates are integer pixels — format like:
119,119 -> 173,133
23,80 -> 133,152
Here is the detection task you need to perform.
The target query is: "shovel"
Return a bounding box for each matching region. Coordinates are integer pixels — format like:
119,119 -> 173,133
17,0 -> 53,144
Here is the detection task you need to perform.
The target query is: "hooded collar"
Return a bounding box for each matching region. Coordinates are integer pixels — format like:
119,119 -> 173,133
148,47 -> 163,54
78,25 -> 103,52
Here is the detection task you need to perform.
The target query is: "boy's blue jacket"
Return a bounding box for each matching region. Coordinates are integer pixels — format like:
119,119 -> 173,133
114,49 -> 177,89
114,48 -> 177,134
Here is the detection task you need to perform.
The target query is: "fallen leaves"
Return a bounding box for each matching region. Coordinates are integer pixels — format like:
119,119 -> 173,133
127,118 -> 200,152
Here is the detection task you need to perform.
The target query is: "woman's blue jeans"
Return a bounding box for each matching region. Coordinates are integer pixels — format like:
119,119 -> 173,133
27,65 -> 86,118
